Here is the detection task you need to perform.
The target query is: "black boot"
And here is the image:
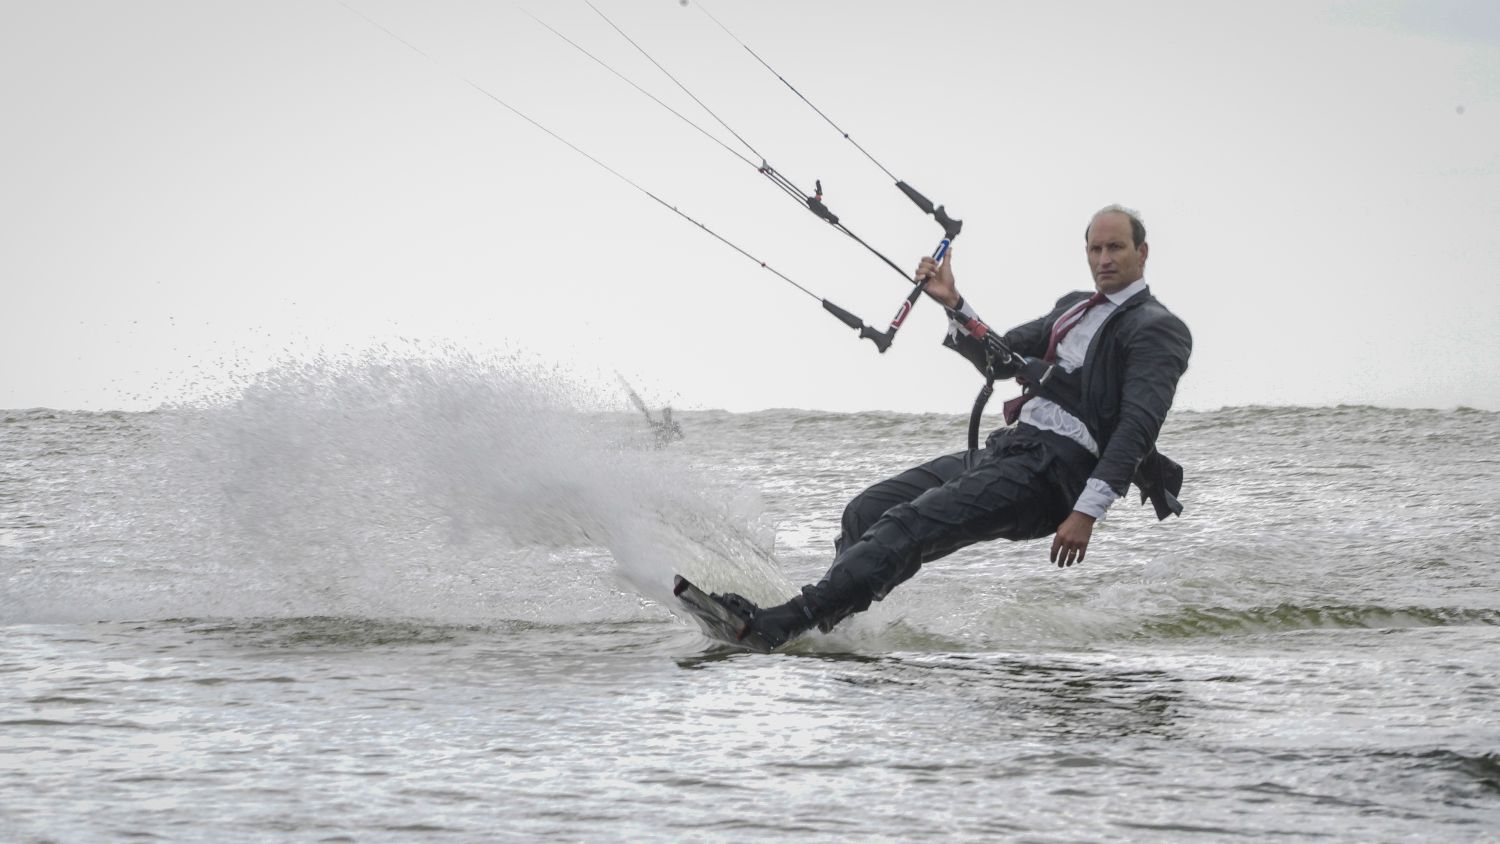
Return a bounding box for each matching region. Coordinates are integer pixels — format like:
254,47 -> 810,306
712,592 -> 817,650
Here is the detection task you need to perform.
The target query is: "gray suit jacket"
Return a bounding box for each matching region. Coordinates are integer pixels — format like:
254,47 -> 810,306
945,286 -> 1193,518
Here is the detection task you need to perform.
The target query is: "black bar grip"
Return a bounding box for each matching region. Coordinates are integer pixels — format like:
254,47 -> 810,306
859,325 -> 894,353
931,204 -> 963,240
896,180 -> 934,214
822,300 -> 894,352
822,298 -> 864,331
896,181 -> 962,240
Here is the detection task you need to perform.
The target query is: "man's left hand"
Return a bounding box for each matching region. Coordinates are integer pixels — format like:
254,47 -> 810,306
1051,511 -> 1096,567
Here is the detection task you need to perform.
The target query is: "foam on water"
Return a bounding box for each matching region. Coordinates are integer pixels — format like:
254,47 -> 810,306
7,398 -> 1500,840
7,381 -> 1498,655
2,346 -> 790,624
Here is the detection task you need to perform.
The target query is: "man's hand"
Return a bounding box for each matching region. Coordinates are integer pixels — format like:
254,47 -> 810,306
916,250 -> 960,309
1050,511 -> 1096,567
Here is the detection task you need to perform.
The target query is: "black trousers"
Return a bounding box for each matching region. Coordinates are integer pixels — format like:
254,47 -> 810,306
801,424 -> 1098,627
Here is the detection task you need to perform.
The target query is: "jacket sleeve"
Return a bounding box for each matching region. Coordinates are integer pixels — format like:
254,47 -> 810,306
1091,310 -> 1193,498
941,293 -> 1080,378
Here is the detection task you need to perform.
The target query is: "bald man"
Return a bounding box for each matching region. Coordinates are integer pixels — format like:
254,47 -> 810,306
719,205 -> 1193,648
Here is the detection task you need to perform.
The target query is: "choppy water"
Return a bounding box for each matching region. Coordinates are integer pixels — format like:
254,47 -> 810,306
3,353 -> 1499,841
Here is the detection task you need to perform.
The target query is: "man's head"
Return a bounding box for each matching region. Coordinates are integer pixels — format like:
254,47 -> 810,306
1084,205 -> 1148,294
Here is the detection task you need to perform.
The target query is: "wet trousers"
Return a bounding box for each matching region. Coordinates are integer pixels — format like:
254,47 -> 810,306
800,424 -> 1098,628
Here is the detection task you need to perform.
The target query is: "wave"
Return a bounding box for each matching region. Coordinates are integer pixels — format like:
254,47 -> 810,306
1131,603 -> 1500,639
806,595 -> 1500,654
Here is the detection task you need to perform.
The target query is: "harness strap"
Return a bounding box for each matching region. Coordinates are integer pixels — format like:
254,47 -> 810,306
968,377 -> 995,452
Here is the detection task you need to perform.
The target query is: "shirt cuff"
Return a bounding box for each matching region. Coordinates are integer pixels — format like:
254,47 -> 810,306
1073,477 -> 1120,521
946,298 -> 983,338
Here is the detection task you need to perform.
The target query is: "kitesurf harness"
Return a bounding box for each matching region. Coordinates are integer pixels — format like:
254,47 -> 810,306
946,309 -> 1034,452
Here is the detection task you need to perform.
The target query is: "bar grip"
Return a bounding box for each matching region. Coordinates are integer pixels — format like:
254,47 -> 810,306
821,298 -> 865,331
896,181 -> 963,240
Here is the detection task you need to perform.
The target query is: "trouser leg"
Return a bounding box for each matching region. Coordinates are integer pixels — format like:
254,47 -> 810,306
806,430 -> 1091,628
835,450 -> 976,557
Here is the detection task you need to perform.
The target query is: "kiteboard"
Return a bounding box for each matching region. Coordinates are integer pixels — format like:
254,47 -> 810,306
672,574 -> 777,653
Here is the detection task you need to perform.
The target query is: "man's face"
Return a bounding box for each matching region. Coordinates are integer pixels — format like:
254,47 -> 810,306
1086,212 -> 1148,294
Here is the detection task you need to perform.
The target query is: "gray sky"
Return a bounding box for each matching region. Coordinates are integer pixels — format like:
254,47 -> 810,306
3,0 -> 1498,413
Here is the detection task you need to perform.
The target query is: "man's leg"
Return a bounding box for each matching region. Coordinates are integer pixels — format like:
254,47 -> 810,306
713,449 -> 984,646
721,428 -> 1091,647
804,430 -> 1090,630
835,450 -> 977,558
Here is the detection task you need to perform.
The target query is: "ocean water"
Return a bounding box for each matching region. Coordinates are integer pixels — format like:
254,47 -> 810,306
3,354 -> 1498,842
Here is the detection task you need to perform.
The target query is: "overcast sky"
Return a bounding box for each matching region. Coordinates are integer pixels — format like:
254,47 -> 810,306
3,0 -> 1497,414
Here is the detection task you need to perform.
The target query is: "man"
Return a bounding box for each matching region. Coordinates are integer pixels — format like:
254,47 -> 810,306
716,204 -> 1193,648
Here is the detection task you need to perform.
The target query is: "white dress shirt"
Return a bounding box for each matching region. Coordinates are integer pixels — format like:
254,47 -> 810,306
950,278 -> 1149,520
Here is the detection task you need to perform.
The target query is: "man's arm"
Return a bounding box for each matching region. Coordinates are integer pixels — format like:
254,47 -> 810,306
1050,309 -> 1191,567
944,309 -> 1051,379
918,250 -> 1074,377
1091,312 -> 1193,496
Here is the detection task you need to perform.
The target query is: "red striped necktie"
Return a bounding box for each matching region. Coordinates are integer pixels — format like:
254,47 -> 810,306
1001,291 -> 1110,425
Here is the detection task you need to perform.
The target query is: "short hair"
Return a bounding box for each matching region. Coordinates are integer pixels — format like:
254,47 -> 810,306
1085,204 -> 1146,248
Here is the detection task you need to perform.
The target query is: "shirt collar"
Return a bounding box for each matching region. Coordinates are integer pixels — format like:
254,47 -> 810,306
1104,277 -> 1148,305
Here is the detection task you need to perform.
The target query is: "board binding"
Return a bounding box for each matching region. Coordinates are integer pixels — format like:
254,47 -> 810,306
672,574 -> 776,653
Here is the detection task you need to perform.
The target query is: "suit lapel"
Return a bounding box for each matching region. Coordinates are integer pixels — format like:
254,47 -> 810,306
1079,286 -> 1154,397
